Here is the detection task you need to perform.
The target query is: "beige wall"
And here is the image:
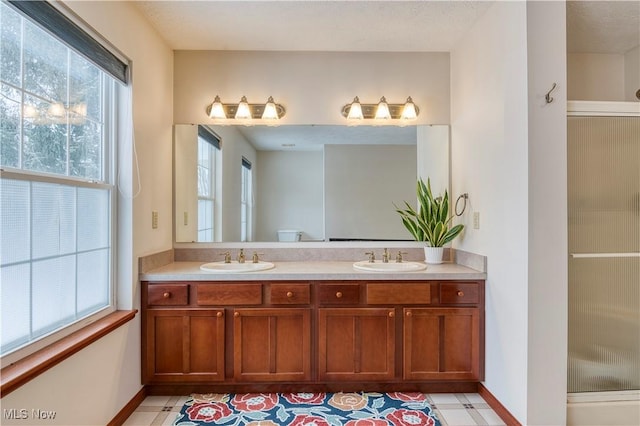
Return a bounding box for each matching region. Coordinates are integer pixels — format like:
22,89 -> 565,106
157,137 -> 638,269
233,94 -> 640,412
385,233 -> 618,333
568,53 -> 626,101
256,151 -> 324,242
324,145 -> 416,241
625,46 -> 640,101
173,51 -> 450,125
451,1 -> 568,424
1,1 -> 174,424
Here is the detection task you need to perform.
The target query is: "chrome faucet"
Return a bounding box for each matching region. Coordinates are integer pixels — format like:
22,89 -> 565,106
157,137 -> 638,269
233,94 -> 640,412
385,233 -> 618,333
237,248 -> 246,263
220,251 -> 231,263
382,248 -> 390,263
365,251 -> 375,263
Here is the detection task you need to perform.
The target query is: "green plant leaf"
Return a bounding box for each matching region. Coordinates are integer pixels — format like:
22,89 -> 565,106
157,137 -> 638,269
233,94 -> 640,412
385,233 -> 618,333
393,177 -> 465,246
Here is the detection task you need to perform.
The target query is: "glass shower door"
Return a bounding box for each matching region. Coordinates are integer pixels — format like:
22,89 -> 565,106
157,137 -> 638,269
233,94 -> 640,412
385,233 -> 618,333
567,115 -> 640,393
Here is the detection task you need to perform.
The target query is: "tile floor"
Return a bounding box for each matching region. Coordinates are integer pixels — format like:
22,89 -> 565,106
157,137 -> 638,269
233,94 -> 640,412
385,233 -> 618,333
123,393 -> 506,426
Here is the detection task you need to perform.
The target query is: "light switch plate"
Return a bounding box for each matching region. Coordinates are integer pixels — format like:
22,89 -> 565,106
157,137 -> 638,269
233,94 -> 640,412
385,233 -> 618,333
152,211 -> 158,229
473,212 -> 480,229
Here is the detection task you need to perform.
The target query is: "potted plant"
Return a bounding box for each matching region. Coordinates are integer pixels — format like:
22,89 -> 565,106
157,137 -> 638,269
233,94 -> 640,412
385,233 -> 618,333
394,178 -> 464,264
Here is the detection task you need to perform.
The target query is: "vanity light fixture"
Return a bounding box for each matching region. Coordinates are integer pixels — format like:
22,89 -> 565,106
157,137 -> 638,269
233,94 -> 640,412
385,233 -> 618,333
375,96 -> 391,119
342,96 -> 420,121
206,95 -> 286,121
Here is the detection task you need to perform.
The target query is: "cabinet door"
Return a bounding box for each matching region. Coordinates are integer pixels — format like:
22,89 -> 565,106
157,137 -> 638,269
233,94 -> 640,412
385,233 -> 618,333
233,308 -> 311,382
144,309 -> 225,383
403,308 -> 479,380
318,308 -> 396,381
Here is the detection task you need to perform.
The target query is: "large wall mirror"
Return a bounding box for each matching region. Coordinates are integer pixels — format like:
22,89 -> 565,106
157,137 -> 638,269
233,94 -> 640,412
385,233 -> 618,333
174,124 -> 449,243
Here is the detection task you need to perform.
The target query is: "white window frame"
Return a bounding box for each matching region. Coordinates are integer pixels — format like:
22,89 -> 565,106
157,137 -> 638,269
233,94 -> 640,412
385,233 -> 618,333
240,159 -> 253,242
197,134 -> 217,242
0,2 -> 120,364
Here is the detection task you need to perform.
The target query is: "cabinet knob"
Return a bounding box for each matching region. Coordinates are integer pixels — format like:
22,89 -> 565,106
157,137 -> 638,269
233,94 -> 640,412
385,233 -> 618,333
406,311 -> 412,317
335,291 -> 343,298
286,291 -> 293,298
234,312 -> 240,317
457,290 -> 465,297
163,292 -> 171,298
216,311 -> 223,317
388,311 -> 395,317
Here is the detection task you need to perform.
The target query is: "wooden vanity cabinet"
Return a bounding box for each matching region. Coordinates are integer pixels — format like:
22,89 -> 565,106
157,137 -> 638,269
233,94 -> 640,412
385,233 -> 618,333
318,307 -> 396,381
233,308 -> 311,382
142,279 -> 484,393
142,283 -> 225,383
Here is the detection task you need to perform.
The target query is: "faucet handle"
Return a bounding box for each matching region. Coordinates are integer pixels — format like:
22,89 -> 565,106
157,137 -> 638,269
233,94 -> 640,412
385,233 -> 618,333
252,252 -> 264,263
396,251 -> 408,263
365,251 -> 375,263
220,252 -> 231,263
382,248 -> 390,263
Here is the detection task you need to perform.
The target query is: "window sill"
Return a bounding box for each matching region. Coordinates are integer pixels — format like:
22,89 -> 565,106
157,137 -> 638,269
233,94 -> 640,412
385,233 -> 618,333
1,310 -> 137,397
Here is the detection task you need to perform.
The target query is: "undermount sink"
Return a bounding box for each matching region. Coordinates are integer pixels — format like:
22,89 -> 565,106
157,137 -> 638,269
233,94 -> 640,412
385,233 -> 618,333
352,260 -> 427,273
200,261 -> 275,273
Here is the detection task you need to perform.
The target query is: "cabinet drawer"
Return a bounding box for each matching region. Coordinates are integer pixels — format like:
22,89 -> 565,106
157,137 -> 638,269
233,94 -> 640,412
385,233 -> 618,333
367,283 -> 431,304
440,282 -> 479,304
270,283 -> 311,305
147,284 -> 189,306
196,283 -> 262,305
318,283 -> 360,304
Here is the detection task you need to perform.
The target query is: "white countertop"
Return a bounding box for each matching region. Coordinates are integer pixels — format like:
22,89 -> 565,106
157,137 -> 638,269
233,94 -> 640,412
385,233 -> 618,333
140,261 -> 486,281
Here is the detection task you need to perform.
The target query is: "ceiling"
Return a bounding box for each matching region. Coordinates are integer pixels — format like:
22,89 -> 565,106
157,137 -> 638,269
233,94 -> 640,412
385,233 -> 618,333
232,124 -> 417,151
135,1 -> 639,54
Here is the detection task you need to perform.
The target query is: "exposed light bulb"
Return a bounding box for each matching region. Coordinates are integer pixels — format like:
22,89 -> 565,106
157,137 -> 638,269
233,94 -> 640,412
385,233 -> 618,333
209,95 -> 226,119
235,96 -> 251,119
400,96 -> 417,120
23,104 -> 38,119
347,96 -> 363,120
48,102 -> 65,118
375,96 -> 391,119
261,96 -> 279,120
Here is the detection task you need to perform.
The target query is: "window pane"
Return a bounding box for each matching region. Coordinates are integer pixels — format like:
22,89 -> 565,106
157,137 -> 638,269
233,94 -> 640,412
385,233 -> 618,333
22,94 -> 68,174
77,187 -> 109,251
77,248 -> 109,315
70,119 -> 102,179
1,178 -> 30,264
32,182 -> 76,259
0,83 -> 21,168
198,164 -> 210,197
32,255 -> 76,336
1,264 -> 30,352
69,51 -> 101,122
23,20 -> 67,103
0,3 -> 22,87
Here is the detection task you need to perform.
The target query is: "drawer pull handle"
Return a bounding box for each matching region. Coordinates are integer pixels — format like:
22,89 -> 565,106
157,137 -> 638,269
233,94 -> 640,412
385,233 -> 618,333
286,291 -> 294,298
388,311 -> 394,317
406,311 -> 412,317
163,292 -> 171,298
336,292 -> 343,298
234,312 -> 240,317
457,291 -> 465,297
216,312 -> 223,318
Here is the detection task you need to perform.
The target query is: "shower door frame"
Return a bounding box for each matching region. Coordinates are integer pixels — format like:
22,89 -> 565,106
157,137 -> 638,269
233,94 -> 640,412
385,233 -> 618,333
566,100 -> 640,407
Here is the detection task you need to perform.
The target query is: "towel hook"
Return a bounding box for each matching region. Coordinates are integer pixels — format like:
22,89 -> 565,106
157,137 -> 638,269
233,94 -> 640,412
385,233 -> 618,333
545,82 -> 557,104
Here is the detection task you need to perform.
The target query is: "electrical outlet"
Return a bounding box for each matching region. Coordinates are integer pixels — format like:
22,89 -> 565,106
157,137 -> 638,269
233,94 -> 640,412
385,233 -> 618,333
183,212 -> 188,226
473,211 -> 480,229
152,211 -> 158,229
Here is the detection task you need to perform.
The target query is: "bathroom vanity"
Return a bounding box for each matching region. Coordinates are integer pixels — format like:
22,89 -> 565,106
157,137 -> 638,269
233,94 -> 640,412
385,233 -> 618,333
140,260 -> 485,395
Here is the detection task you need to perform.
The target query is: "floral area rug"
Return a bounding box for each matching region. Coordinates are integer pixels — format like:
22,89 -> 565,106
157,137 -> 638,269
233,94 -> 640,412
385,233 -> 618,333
173,392 -> 441,426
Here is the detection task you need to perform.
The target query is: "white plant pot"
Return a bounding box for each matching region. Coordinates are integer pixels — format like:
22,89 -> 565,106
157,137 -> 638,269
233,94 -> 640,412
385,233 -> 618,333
424,246 -> 444,264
